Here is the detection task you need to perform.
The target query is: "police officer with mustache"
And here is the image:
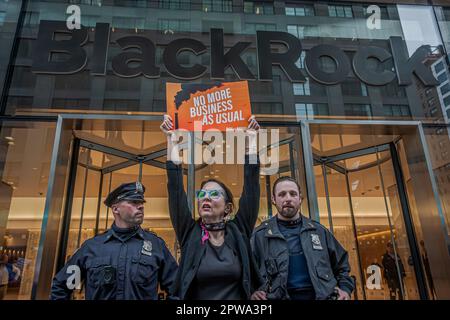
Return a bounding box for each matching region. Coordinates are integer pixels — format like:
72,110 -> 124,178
51,182 -> 178,300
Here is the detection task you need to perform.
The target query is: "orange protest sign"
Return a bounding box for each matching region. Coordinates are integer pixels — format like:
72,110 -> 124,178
166,81 -> 252,131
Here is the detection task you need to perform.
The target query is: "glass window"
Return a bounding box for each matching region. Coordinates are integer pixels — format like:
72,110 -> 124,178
10,66 -> 36,90
112,17 -> 145,30
295,51 -> 306,69
82,15 -> 100,27
23,11 -> 39,27
319,56 -> 337,73
328,5 -> 336,17
286,4 -> 315,16
328,5 -> 353,18
440,83 -> 450,96
157,19 -> 190,33
243,1 -> 253,14
253,102 -> 284,114
424,126 -> 450,237
344,6 -> 353,18
203,0 -> 232,13
159,0 -> 191,10
437,72 -> 448,84
248,76 -> 281,96
105,72 -> 141,93
54,71 -> 90,92
286,25 -> 318,39
285,7 -> 295,16
443,95 -> 450,107
383,105 -> 411,118
244,1 -> 273,14
113,0 -> 147,7
287,25 -> 298,37
361,83 -> 368,97
344,104 -> 372,117
0,120 -> 56,300
244,1 -> 273,15
293,79 -> 310,96
4,0 -> 447,124
0,11 -> 6,26
103,99 -> 140,111
52,98 -> 90,110
380,82 -> 407,98
295,103 -> 329,119
245,23 -> 276,34
435,61 -> 445,74
342,78 -> 368,97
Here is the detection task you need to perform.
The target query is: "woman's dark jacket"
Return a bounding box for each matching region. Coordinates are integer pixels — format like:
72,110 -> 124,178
166,155 -> 263,299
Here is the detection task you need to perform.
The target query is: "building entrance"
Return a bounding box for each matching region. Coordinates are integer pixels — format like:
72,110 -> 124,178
314,142 -> 422,300
31,117 -> 450,299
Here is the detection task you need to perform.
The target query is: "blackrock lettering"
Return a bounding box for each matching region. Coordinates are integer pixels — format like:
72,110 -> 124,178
32,20 -> 438,87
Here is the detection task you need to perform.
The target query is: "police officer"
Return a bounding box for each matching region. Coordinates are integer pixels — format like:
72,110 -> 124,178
251,176 -> 354,300
51,182 -> 178,300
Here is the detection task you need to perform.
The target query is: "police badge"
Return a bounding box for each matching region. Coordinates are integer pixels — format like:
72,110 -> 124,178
311,234 -> 323,250
141,240 -> 153,256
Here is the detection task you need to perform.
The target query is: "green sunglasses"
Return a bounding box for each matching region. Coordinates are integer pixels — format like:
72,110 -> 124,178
195,189 -> 225,200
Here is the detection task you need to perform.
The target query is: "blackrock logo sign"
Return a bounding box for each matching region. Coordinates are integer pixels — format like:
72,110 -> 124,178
32,20 -> 439,87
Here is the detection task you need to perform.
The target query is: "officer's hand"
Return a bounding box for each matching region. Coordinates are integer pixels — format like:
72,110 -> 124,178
335,287 -> 350,300
250,290 -> 267,300
160,114 -> 174,136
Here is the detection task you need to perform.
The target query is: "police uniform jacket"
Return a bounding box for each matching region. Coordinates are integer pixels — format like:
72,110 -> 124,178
51,226 -> 178,300
251,215 -> 355,300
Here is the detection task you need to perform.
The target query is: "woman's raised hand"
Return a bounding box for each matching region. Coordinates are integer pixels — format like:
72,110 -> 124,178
247,115 -> 260,131
160,114 -> 174,136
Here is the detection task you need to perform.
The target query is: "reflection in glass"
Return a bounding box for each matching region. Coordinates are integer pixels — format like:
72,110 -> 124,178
311,124 -> 424,299
0,121 -> 55,299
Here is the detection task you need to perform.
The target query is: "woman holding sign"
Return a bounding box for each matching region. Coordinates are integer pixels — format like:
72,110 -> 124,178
160,114 -> 266,300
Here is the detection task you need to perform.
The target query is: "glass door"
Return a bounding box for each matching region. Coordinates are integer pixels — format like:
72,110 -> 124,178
314,143 -> 423,300
56,121 -> 178,274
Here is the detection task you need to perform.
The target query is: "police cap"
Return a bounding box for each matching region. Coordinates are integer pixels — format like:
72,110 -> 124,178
104,182 -> 146,207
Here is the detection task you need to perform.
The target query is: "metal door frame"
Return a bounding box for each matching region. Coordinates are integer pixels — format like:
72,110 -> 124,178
300,119 -> 447,300
315,141 -> 425,299
316,143 -> 390,300
55,135 -> 171,273
32,114 -> 165,299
